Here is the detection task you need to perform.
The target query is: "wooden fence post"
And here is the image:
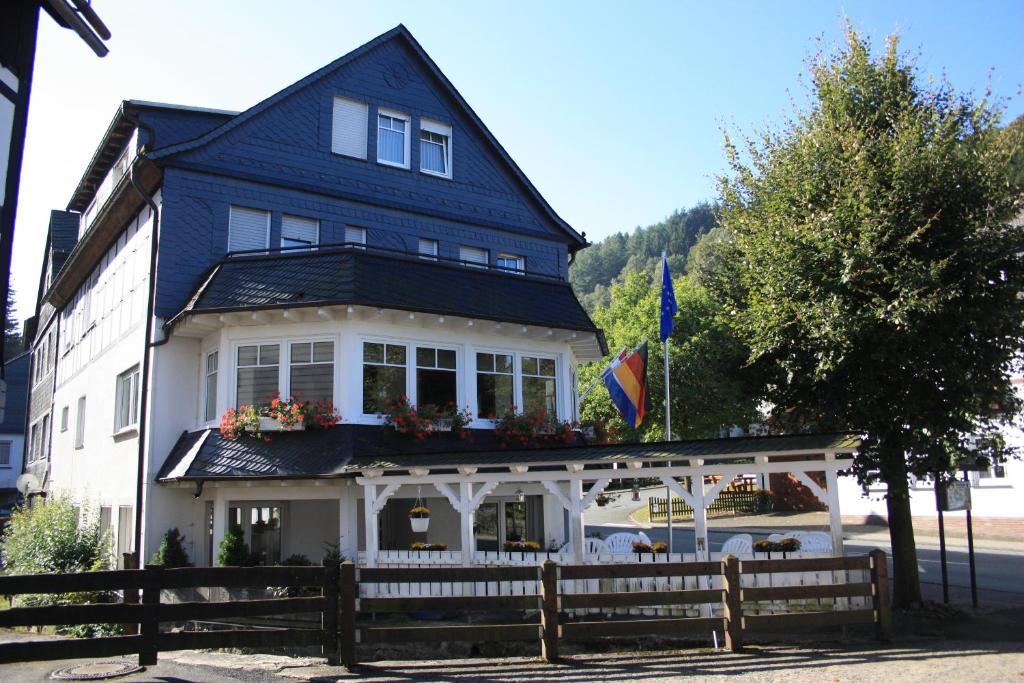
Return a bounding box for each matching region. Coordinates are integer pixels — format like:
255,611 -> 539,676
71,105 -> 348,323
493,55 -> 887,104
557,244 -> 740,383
540,560 -> 559,662
870,549 -> 892,642
322,561 -> 340,666
122,552 -> 139,636
339,561 -> 357,670
722,555 -> 743,652
139,565 -> 161,666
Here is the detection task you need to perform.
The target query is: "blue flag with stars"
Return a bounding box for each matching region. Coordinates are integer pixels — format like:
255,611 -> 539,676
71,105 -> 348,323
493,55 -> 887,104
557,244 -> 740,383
660,252 -> 677,342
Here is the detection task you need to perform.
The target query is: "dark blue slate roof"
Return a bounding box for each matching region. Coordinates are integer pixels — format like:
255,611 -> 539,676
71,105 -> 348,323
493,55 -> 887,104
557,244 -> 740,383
156,425 -> 859,481
1,354 -> 30,434
170,246 -> 605,344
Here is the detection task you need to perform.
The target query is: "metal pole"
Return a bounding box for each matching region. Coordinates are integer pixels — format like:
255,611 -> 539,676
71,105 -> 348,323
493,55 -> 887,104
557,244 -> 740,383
935,479 -> 949,604
963,469 -> 978,608
664,337 -> 673,554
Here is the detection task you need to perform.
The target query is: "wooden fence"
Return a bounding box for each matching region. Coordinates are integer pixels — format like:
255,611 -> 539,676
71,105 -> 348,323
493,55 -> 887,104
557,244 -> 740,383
0,551 -> 891,668
649,490 -> 760,520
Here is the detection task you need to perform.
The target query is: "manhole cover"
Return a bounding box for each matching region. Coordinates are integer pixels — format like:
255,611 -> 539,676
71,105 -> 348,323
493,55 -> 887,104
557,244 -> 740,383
51,660 -> 144,680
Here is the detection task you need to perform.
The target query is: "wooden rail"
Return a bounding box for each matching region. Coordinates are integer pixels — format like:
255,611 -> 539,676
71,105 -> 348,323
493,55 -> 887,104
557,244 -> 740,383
0,551 -> 891,668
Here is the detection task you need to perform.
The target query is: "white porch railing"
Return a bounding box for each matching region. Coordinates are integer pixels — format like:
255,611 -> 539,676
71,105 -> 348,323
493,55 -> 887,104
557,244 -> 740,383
355,550 -> 870,617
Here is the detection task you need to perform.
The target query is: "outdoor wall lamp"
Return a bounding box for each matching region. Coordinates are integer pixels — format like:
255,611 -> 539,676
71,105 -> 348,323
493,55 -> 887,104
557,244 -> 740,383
515,488 -> 525,503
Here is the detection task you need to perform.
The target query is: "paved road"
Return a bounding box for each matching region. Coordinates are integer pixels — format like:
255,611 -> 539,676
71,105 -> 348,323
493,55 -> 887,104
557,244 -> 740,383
589,523 -> 1024,606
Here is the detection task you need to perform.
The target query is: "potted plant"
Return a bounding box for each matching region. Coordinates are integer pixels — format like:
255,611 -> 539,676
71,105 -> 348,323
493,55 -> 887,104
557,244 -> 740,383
503,540 -> 542,552
411,542 -> 448,551
409,505 -> 431,532
383,398 -> 473,438
631,540 -> 667,554
494,404 -> 578,448
755,489 -> 775,513
220,398 -> 339,441
595,492 -> 614,507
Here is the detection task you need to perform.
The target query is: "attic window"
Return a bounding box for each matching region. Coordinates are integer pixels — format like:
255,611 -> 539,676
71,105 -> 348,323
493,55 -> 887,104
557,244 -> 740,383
332,97 -> 368,159
377,110 -> 410,168
420,119 -> 452,178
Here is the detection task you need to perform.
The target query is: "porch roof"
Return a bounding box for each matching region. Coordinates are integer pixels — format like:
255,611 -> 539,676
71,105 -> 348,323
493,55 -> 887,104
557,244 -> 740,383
156,425 -> 860,483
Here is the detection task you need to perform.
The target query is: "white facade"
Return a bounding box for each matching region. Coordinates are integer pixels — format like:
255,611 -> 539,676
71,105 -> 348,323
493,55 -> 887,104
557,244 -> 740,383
47,196 -> 156,563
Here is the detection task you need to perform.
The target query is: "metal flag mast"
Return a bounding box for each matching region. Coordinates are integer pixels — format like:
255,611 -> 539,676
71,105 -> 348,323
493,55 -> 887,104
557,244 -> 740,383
660,251 -> 678,553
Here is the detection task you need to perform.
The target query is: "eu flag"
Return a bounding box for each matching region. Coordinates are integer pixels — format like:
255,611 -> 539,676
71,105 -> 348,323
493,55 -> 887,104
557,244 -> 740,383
660,252 -> 678,342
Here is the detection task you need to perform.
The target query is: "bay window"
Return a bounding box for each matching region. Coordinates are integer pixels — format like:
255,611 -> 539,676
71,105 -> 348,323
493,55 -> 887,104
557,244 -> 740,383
236,344 -> 279,407
363,342 -> 406,414
290,341 -> 334,404
476,352 -> 514,419
416,346 -> 457,407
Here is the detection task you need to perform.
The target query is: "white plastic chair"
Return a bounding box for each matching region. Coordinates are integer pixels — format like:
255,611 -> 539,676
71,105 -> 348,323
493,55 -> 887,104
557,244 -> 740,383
720,533 -> 753,558
604,532 -> 644,554
559,537 -> 608,556
638,531 -> 652,545
799,531 -> 833,554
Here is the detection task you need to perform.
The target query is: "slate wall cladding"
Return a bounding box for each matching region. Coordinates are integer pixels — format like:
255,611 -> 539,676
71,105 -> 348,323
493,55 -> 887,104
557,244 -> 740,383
154,165 -> 567,318
137,108 -> 233,154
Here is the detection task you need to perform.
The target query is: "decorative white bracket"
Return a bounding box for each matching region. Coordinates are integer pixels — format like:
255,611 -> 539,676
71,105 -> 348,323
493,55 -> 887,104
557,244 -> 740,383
433,482 -> 462,512
542,481 -> 573,511
705,474 -> 737,507
469,481 -> 500,512
433,481 -> 500,514
791,471 -> 829,506
660,475 -> 696,509
371,482 -> 401,515
581,478 -> 612,509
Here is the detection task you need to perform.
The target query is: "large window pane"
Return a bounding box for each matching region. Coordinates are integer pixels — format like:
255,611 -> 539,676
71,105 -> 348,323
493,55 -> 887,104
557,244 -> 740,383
521,355 -> 557,416
290,341 -> 333,404
205,351 -> 218,421
237,344 -> 279,407
363,342 -> 406,413
416,346 -> 456,407
476,352 -> 513,419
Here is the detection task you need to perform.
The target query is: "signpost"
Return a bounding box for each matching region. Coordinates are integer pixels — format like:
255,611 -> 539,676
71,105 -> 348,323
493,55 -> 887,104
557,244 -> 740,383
934,477 -> 977,607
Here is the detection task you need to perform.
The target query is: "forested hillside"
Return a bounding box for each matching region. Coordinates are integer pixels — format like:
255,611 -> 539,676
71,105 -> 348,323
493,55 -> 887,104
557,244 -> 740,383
569,203 -> 717,312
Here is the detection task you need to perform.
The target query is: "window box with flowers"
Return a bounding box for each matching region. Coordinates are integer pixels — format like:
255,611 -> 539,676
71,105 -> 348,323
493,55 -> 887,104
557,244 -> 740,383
381,397 -> 472,440
632,540 -> 668,554
220,396 -> 340,442
494,404 -> 578,448
753,537 -> 801,557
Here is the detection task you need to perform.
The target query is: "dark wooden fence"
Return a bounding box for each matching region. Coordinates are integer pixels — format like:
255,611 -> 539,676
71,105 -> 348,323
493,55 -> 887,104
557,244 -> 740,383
649,490 -> 760,520
0,551 -> 891,668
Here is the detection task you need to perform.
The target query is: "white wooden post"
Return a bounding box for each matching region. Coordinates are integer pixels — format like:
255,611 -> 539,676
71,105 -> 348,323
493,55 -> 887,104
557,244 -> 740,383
338,483 -> 359,562
543,493 -> 566,550
363,483 -> 378,568
459,481 -> 475,566
211,488 -> 228,567
569,479 -> 585,560
824,453 -> 845,556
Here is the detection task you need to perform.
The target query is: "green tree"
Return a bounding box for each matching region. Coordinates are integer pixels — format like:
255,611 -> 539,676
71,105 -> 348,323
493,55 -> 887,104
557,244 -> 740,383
714,27 -> 1024,607
217,526 -> 250,567
149,528 -> 192,568
1,497 -> 103,574
579,271 -> 759,442
4,286 -> 22,360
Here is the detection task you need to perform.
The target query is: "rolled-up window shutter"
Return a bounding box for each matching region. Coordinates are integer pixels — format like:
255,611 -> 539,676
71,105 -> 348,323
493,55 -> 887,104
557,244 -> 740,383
229,207 -> 269,252
282,215 -> 319,245
345,226 -> 366,245
332,97 -> 368,159
459,245 -> 488,267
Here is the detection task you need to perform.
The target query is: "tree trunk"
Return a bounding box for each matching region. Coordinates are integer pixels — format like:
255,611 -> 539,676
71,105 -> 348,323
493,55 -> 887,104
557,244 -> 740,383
883,462 -> 923,609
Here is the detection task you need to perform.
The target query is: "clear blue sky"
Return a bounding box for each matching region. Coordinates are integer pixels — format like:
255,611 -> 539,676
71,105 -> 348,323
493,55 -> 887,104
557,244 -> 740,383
10,0 -> 1024,322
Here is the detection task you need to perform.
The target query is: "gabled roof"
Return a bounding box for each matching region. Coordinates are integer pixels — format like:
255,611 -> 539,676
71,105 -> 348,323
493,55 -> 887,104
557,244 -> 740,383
157,426 -> 860,482
147,25 -> 587,250
168,245 -> 607,353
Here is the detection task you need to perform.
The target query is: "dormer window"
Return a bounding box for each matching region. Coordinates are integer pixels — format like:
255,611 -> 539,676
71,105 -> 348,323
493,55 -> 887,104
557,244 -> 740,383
377,110 -> 410,168
420,119 -> 452,178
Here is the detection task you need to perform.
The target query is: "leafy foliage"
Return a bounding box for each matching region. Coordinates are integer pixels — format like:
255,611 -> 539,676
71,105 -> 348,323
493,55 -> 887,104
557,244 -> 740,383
1,497 -> 105,574
217,526 -> 251,567
579,271 -> 760,442
149,527 -> 192,568
570,204 -> 718,312
713,26 -> 1024,606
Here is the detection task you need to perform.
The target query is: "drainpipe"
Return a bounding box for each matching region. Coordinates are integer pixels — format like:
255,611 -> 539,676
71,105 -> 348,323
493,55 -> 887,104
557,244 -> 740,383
124,105 -> 160,562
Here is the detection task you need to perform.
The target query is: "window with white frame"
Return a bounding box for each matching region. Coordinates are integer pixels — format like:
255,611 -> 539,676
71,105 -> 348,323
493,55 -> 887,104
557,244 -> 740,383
521,356 -> 558,416
416,346 -> 457,407
331,97 -> 368,159
418,238 -> 438,260
459,245 -> 488,268
281,215 -> 319,250
61,405 -> 69,432
476,352 -> 514,419
236,344 -> 280,407
290,341 -> 334,404
362,342 -> 406,414
377,110 -> 410,167
496,253 -> 525,273
419,119 -> 452,178
228,206 -> 270,252
204,351 -> 219,422
0,441 -> 10,467
28,422 -> 39,460
114,365 -> 140,432
74,397 -> 86,448
345,226 -> 366,247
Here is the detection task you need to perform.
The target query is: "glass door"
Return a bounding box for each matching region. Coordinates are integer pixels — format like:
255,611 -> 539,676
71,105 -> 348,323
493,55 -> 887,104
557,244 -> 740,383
226,502 -> 283,565
474,502 -> 499,551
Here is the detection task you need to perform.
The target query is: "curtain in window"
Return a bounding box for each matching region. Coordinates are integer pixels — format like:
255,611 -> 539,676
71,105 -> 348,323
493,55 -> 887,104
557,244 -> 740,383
421,137 -> 445,173
378,116 -> 406,164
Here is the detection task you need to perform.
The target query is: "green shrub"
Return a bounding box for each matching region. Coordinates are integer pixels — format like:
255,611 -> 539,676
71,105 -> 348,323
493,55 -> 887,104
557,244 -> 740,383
281,553 -> 312,566
150,528 -> 192,568
217,526 -> 250,566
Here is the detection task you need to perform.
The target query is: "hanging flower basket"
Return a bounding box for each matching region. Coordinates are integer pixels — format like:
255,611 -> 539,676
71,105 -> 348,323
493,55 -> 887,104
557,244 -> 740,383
409,505 -> 431,533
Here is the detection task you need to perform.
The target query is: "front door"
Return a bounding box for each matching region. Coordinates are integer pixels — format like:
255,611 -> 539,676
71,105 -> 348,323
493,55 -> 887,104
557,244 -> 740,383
227,503 -> 283,565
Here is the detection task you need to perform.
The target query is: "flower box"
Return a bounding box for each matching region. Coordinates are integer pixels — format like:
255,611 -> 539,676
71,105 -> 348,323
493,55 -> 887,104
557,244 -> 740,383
431,418 -> 454,432
255,417 -> 305,433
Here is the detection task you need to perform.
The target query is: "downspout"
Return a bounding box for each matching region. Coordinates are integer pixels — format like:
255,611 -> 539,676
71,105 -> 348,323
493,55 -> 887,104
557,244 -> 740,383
124,105 -> 159,561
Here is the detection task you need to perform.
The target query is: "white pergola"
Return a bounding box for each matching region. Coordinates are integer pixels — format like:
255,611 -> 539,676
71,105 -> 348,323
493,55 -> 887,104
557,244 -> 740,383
354,436 -> 858,566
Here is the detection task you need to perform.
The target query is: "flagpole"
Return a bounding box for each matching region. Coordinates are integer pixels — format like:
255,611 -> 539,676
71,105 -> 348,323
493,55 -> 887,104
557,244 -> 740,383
664,335 -> 672,554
